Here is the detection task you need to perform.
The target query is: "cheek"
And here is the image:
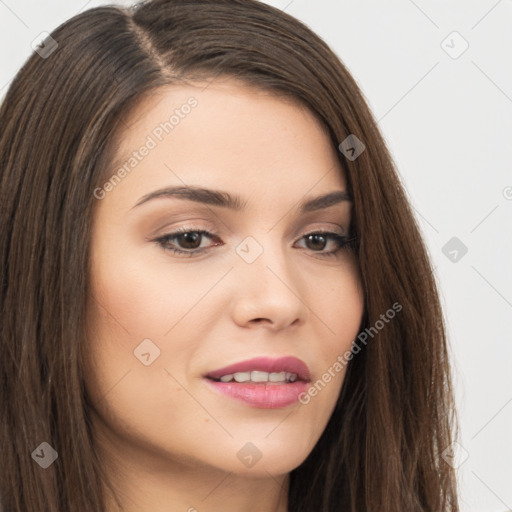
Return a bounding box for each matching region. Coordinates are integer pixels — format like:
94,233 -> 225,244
88,240 -> 210,339
315,256 -> 364,347
83,249 -> 210,455
304,257 -> 364,398
84,240 -> 205,408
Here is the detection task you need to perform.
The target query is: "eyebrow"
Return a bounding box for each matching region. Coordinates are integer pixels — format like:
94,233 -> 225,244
131,185 -> 351,213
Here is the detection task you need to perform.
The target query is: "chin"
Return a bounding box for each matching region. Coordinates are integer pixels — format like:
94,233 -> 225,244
199,435 -> 314,477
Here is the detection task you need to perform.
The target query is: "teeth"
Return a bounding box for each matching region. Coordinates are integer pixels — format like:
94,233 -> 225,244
217,371 -> 298,383
234,372 -> 251,383
250,371 -> 268,382
269,371 -> 286,382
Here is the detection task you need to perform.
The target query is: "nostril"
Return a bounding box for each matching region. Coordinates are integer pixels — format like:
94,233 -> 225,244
250,318 -> 268,324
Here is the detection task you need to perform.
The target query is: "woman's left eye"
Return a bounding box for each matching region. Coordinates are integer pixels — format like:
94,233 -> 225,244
154,228 -> 355,258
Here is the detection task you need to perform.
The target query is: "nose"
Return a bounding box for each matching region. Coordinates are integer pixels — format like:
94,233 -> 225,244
229,239 -> 309,331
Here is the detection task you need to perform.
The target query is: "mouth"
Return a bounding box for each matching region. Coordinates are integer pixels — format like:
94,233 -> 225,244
203,356 -> 311,409
204,355 -> 311,383
208,370 -> 300,384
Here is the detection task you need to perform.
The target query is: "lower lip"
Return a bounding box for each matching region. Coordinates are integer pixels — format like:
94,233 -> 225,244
204,379 -> 309,409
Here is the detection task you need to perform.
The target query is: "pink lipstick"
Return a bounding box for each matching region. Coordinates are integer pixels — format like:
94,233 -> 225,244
204,356 -> 311,409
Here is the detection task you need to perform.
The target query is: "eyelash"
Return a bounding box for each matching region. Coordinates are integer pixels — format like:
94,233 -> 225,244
153,227 -> 356,259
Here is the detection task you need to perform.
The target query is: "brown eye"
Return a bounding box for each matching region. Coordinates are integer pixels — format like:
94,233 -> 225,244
155,229 -> 220,256
175,232 -> 203,250
295,231 -> 355,259
154,228 -> 354,259
304,233 -> 328,251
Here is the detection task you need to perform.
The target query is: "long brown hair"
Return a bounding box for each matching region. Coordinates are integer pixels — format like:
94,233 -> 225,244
0,1 -> 459,510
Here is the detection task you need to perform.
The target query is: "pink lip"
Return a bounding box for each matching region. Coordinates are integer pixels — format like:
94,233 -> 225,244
205,380 -> 309,409
203,356 -> 311,409
205,356 -> 311,382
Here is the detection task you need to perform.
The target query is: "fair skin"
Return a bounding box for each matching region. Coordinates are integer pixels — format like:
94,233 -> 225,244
84,78 -> 364,512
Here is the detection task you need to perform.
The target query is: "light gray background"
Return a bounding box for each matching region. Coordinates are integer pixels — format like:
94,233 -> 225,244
1,1 -> 511,510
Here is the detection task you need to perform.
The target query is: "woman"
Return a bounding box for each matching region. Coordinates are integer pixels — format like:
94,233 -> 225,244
0,0 -> 459,510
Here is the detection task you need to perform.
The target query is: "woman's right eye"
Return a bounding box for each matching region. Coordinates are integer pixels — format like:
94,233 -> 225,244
154,228 -> 222,257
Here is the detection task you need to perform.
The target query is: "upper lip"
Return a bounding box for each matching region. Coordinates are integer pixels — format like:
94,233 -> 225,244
205,356 -> 311,382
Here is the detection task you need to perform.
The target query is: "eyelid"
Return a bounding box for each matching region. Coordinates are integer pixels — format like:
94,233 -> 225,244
153,224 -> 353,258
145,219 -> 218,242
153,222 -> 348,241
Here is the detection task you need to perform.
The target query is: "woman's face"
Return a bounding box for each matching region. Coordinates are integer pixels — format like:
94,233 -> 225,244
85,79 -> 364,477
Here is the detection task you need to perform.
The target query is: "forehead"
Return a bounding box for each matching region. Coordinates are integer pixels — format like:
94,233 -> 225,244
104,79 -> 347,210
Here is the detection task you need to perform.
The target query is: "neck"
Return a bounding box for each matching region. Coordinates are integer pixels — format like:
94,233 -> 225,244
104,466 -> 289,512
